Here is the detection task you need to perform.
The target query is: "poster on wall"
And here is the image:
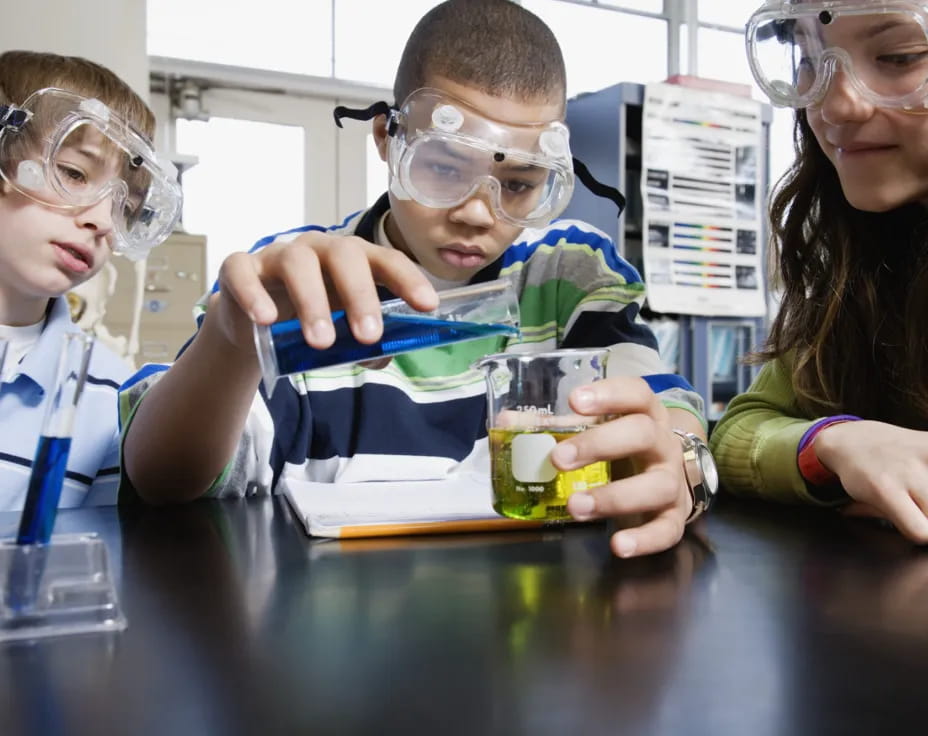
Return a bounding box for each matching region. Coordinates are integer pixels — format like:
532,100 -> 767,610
641,82 -> 767,317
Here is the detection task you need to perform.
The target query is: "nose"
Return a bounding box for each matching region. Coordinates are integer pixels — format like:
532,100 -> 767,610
816,62 -> 874,125
74,195 -> 115,237
448,187 -> 497,228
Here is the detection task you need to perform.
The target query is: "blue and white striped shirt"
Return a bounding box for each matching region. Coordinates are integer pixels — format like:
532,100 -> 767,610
0,298 -> 129,510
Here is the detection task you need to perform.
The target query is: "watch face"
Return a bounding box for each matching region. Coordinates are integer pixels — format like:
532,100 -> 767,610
696,444 -> 719,495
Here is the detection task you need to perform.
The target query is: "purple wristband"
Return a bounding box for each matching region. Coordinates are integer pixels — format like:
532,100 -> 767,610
797,414 -> 862,453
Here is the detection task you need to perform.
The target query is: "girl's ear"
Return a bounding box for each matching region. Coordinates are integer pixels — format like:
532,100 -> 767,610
371,116 -> 389,162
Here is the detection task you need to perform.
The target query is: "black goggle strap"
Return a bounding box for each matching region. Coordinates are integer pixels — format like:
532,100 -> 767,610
573,156 -> 626,216
333,101 -> 400,136
0,104 -> 29,131
333,103 -> 626,216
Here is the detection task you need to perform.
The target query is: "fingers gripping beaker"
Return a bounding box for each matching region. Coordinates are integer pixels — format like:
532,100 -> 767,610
475,349 -> 611,521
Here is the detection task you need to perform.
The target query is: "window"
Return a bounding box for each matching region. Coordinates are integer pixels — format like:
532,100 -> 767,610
147,0 -> 332,76
333,0 -> 442,89
367,135 -> 388,206
176,118 -> 306,282
698,4 -> 750,29
598,0 -> 663,11
695,26 -> 795,194
523,0 -> 668,97
696,27 -> 754,88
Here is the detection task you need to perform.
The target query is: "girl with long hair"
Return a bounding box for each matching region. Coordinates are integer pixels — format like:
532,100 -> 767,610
711,1 -> 928,542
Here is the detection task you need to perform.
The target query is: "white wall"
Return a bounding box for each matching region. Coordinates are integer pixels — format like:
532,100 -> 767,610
0,0 -> 148,99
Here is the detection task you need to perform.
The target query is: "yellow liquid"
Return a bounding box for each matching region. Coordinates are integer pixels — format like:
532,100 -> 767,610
489,427 -> 611,521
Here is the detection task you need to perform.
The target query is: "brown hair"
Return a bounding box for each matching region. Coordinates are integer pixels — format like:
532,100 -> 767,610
0,50 -> 154,139
393,0 -> 566,109
758,109 -> 928,428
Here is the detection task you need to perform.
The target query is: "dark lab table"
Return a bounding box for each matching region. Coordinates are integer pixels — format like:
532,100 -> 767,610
0,494 -> 925,736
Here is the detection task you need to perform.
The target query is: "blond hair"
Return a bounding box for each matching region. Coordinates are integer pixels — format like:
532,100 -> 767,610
0,50 -> 154,140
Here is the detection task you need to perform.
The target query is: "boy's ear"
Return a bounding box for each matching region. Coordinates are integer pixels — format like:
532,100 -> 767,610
371,116 -> 389,162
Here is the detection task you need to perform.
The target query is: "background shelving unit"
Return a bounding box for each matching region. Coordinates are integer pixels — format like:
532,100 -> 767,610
564,82 -> 772,424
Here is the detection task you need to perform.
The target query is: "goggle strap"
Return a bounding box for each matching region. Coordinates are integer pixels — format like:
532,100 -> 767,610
573,157 -> 626,216
0,104 -> 29,131
333,101 -> 398,135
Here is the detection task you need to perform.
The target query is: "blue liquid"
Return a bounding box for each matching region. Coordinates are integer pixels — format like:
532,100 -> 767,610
271,312 -> 518,374
17,436 -> 72,546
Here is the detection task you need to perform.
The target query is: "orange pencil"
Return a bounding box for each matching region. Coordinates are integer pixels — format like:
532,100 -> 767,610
330,517 -> 550,539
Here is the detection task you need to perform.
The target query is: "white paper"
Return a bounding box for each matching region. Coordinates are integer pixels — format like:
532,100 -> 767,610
641,83 -> 767,317
281,473 -> 499,538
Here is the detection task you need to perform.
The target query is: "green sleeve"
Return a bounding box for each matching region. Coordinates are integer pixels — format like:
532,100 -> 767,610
709,356 -> 838,506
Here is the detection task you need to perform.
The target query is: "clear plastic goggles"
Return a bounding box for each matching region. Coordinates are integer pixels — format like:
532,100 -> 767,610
0,87 -> 182,260
747,1 -> 928,109
384,88 -> 575,228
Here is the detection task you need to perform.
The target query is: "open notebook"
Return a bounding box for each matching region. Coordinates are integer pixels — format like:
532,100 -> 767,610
281,473 -> 550,539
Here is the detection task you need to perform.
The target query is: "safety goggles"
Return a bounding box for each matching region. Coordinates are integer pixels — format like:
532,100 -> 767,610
0,87 -> 182,260
335,88 -> 624,227
747,1 -> 928,109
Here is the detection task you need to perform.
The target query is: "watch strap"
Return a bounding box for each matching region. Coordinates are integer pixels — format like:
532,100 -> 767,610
672,429 -> 713,524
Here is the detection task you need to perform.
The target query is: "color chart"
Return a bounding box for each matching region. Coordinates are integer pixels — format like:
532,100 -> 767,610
641,83 -> 766,316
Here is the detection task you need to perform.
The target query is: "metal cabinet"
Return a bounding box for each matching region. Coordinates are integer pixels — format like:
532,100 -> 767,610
104,232 -> 207,365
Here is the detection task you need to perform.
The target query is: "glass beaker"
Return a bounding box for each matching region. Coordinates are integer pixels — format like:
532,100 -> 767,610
475,349 -> 612,521
254,277 -> 520,396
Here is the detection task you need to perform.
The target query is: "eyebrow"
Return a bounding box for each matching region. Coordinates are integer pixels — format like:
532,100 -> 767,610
432,140 -> 472,161
858,20 -> 920,41
73,145 -> 127,175
78,147 -> 106,163
499,162 -> 542,173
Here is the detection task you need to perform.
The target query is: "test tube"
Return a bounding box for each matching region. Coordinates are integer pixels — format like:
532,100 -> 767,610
16,333 -> 95,546
254,277 -> 521,396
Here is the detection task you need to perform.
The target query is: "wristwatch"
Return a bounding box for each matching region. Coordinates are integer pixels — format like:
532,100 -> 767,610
672,430 -> 719,523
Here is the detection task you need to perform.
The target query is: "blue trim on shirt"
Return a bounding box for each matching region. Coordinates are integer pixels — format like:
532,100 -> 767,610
0,451 -> 94,486
120,363 -> 169,392
643,373 -> 697,394
562,304 -> 658,351
502,222 -> 642,285
307,386 -> 487,462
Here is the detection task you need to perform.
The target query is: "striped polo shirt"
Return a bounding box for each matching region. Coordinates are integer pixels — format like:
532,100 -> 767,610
0,298 -> 130,510
120,194 -> 703,498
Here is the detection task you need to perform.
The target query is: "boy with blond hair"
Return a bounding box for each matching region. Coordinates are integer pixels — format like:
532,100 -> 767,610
0,50 -> 181,509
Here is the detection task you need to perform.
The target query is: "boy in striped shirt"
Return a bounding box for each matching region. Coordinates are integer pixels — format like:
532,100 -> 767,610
123,0 -> 708,558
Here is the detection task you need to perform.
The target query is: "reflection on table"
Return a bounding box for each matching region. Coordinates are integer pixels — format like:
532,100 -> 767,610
0,495 -> 926,735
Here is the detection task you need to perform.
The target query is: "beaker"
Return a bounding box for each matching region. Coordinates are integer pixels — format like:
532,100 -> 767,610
475,348 -> 612,521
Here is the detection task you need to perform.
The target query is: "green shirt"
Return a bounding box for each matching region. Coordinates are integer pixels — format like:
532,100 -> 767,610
709,354 -> 844,507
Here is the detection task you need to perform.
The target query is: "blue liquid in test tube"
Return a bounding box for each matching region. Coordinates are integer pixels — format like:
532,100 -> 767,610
270,312 -> 518,375
255,277 -> 521,395
16,333 -> 94,546
16,436 -> 72,546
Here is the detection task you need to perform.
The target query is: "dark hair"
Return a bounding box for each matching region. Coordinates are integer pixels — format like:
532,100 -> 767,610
0,50 -> 155,139
394,0 -> 566,109
758,109 -> 928,428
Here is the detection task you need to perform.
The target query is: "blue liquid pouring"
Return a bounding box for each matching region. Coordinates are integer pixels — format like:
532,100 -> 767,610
271,312 -> 518,374
17,436 -> 71,546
